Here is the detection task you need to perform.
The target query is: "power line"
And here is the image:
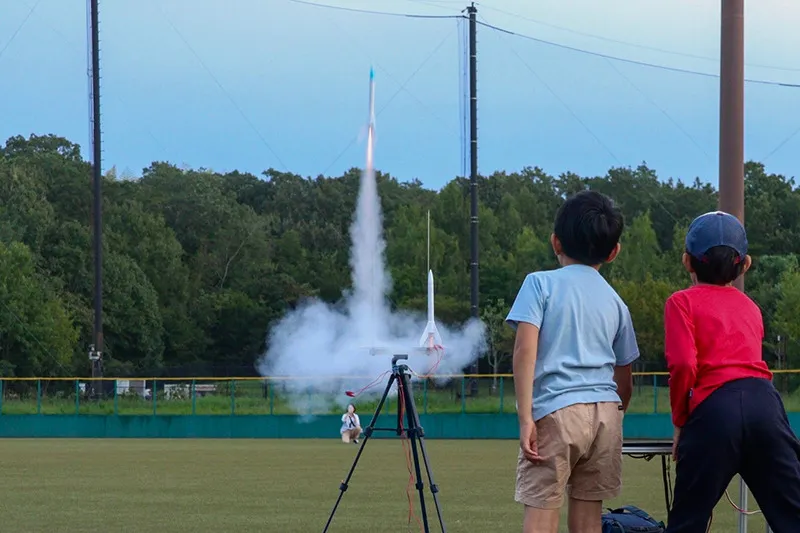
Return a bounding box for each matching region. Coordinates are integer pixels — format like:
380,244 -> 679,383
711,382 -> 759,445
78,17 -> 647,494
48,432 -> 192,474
604,58 -> 711,161
157,5 -> 288,171
479,11 -> 681,225
321,27 -> 458,176
480,12 -> 620,166
761,126 -> 800,163
476,20 -> 800,89
290,1 -> 800,88
286,0 -> 462,19
0,0 -> 42,63
479,3 -> 800,73
19,0 -> 170,159
458,15 -> 468,180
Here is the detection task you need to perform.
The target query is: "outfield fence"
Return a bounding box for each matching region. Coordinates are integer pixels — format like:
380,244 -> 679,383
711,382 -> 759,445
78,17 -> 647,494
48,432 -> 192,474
2,371 -> 800,416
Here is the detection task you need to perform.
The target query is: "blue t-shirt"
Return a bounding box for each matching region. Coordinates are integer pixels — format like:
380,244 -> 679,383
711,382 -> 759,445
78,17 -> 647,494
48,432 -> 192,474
506,264 -> 640,422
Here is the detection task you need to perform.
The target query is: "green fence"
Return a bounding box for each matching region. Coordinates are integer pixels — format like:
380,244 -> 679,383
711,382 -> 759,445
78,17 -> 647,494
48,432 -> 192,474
0,413 -> 679,439
2,372 -> 800,416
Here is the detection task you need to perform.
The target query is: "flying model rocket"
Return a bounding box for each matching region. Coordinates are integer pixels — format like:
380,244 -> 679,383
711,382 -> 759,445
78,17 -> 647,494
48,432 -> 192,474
419,212 -> 443,350
366,66 -> 376,170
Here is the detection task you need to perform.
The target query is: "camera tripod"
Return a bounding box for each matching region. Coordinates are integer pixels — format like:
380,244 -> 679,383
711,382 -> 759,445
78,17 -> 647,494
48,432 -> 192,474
322,354 -> 445,533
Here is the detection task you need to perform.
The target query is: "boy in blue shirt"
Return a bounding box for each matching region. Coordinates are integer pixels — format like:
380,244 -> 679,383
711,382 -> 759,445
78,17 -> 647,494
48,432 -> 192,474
506,190 -> 640,533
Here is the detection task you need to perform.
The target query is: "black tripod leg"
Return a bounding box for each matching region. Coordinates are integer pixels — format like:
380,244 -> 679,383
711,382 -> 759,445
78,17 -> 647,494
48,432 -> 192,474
400,372 -> 446,532
400,375 -> 431,533
322,373 -> 396,533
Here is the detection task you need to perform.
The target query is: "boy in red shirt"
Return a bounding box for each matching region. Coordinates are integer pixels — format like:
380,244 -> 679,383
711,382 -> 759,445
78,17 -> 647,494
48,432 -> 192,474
664,211 -> 800,533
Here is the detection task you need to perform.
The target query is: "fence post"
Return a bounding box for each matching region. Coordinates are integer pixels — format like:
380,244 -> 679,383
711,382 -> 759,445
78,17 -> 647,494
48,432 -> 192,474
75,380 -> 80,415
113,380 -> 118,415
652,374 -> 658,414
268,380 -> 274,415
499,376 -> 504,413
152,379 -> 157,416
460,375 -> 466,414
191,379 -> 197,416
37,379 -> 42,415
423,379 -> 428,415
0,380 -> 3,415
230,380 -> 236,416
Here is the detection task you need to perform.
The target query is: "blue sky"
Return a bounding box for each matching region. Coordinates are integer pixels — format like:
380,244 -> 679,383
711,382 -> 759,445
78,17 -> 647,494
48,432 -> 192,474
1,0 -> 799,190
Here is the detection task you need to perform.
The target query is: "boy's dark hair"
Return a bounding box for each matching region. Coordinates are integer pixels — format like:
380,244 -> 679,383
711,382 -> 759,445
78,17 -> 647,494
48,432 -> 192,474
688,245 -> 744,285
553,190 -> 624,266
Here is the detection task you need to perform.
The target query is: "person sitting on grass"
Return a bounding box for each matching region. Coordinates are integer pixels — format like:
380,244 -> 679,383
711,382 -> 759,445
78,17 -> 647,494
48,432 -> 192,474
340,403 -> 362,444
664,211 -> 800,533
506,190 -> 640,533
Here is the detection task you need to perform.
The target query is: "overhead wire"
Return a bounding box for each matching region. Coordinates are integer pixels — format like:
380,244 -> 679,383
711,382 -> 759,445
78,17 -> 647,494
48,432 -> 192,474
603,58 -> 712,161
318,24 -> 459,176
476,13 -> 621,166
0,300 -> 71,376
477,12 -> 681,226
0,0 -> 42,62
475,20 -> 800,89
285,0 -> 461,19
288,1 -> 800,88
479,3 -> 800,74
156,4 -> 289,171
458,15 -> 468,180
760,125 -> 800,163
8,0 -> 170,161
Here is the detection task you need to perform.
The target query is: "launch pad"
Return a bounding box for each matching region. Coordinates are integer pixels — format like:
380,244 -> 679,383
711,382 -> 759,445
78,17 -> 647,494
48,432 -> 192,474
322,354 -> 446,533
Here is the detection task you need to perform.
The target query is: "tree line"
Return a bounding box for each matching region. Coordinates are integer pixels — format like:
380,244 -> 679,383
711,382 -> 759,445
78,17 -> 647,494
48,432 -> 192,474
1,133 -> 799,379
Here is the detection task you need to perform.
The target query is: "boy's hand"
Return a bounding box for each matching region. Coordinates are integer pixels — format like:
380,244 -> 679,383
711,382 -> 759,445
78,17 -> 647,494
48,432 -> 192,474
672,426 -> 681,461
520,418 -> 542,463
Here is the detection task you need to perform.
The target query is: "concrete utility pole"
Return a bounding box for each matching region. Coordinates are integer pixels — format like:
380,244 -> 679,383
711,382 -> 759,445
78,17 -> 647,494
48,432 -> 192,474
719,3 -> 752,532
718,0 -> 745,292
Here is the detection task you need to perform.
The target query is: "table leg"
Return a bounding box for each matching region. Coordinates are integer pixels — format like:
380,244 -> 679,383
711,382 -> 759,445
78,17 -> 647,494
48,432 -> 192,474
738,476 -> 747,533
661,455 -> 671,514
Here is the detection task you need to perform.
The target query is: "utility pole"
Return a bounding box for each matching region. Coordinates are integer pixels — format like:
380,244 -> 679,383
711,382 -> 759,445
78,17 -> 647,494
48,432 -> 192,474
88,0 -> 105,396
467,3 -> 479,395
719,2 -> 748,531
719,0 -> 745,292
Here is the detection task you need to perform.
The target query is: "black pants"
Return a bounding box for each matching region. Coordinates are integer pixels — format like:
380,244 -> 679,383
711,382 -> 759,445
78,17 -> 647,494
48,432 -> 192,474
666,377 -> 800,533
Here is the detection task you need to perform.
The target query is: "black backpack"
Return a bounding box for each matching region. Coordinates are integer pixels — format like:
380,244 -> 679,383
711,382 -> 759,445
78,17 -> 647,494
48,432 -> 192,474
601,505 -> 665,533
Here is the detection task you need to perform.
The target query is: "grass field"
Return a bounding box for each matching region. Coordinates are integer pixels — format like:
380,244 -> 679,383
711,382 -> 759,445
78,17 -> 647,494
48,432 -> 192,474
4,376 -> 800,415
0,439 -> 767,532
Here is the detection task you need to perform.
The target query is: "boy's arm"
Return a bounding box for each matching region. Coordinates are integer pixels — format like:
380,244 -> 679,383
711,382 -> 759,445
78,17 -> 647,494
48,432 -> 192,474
664,294 -> 697,428
612,305 -> 640,412
506,274 -> 545,422
613,364 -> 633,412
513,322 -> 539,425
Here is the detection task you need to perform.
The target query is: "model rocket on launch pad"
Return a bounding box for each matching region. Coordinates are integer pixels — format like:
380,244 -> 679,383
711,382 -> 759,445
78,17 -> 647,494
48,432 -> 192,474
419,211 -> 443,350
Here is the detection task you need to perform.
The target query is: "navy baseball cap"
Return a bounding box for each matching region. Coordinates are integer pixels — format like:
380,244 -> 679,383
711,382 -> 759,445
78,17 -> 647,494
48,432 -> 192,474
685,211 -> 748,261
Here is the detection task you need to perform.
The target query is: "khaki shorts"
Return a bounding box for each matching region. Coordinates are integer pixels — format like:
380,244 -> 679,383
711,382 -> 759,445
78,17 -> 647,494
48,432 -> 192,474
515,401 -> 623,509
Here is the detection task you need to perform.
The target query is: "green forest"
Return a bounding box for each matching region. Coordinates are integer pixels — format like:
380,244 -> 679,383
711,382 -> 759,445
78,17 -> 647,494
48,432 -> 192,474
2,133 -> 800,379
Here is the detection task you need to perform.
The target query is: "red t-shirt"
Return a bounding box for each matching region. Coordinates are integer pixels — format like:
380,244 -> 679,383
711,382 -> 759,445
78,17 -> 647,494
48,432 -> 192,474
664,284 -> 773,428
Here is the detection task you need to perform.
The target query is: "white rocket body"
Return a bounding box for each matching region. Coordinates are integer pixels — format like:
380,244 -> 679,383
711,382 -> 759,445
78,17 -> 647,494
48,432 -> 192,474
419,269 -> 443,349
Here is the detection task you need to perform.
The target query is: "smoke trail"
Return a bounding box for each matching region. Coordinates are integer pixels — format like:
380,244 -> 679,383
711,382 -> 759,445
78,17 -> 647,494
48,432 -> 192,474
257,109 -> 486,415
348,127 -> 390,347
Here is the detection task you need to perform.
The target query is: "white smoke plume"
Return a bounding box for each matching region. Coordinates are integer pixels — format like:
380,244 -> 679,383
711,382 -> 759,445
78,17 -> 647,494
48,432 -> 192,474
257,134 -> 486,414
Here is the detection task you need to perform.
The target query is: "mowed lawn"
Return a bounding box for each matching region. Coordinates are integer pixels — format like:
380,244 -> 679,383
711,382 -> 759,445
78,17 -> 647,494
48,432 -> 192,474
0,439 -> 767,532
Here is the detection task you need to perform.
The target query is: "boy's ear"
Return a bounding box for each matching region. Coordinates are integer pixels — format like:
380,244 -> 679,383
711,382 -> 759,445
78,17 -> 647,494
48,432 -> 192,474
605,243 -> 621,263
741,254 -> 752,276
550,233 -> 561,256
682,253 -> 693,273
